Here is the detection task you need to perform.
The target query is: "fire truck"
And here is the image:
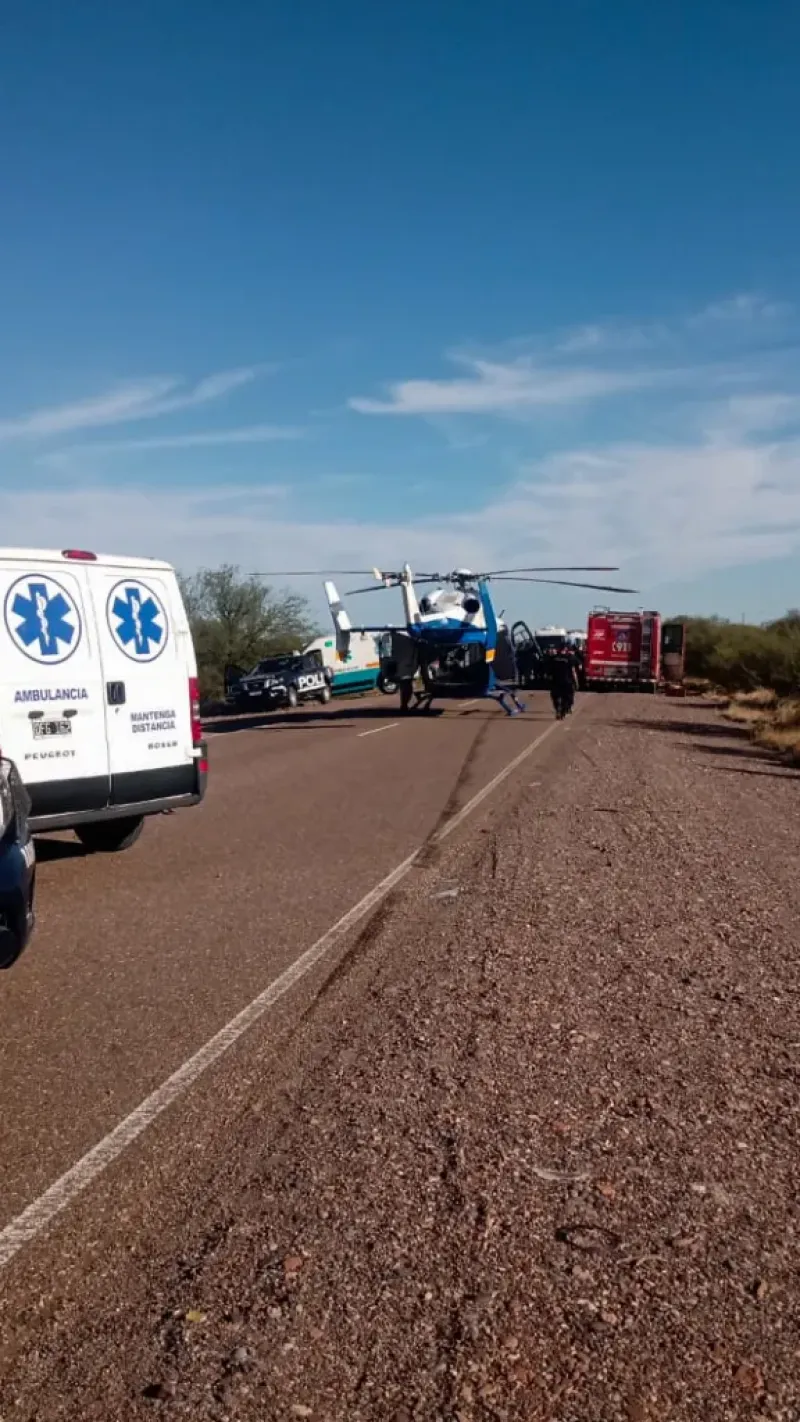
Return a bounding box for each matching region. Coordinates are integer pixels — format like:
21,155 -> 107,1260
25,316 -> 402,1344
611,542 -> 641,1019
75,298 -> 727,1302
585,609 -> 662,691
584,610 -> 686,692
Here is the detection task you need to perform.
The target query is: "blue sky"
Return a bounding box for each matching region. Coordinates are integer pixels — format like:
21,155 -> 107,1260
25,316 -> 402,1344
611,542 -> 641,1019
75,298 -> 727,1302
3,0 -> 800,629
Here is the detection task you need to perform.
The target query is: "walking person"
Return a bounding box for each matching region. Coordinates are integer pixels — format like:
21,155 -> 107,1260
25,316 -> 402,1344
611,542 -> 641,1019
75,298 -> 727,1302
547,645 -> 578,719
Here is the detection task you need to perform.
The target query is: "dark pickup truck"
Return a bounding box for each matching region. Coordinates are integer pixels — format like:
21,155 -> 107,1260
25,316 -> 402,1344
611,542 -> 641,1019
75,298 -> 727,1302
230,653 -> 332,712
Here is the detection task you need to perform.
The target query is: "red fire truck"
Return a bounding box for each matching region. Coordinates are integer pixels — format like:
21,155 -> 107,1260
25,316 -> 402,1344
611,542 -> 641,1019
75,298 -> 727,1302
585,609 -> 662,691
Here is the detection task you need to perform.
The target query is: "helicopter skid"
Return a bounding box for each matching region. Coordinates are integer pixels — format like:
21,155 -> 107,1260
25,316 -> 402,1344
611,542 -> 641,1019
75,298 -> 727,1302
399,686 -> 525,717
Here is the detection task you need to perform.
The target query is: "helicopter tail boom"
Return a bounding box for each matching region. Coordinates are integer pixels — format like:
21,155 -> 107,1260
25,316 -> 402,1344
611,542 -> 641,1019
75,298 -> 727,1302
324,580 -> 353,657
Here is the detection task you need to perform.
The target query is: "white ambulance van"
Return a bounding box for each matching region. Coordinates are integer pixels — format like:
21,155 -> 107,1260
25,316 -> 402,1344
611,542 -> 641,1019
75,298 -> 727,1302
0,548 -> 207,852
302,630 -> 382,694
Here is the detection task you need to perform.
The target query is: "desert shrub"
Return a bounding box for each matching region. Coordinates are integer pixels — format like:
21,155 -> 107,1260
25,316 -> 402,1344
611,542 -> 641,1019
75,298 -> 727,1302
672,613 -> 800,697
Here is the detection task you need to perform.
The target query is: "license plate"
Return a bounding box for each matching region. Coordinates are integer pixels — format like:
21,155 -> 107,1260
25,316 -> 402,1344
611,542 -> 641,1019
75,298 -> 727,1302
32,719 -> 71,738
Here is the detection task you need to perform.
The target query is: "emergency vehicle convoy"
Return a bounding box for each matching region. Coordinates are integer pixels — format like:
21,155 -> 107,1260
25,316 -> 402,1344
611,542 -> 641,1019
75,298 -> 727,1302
0,544 -> 684,976
0,547 -> 207,853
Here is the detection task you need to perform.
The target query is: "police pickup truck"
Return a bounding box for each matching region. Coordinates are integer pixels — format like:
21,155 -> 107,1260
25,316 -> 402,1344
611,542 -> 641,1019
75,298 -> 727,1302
233,653 -> 332,712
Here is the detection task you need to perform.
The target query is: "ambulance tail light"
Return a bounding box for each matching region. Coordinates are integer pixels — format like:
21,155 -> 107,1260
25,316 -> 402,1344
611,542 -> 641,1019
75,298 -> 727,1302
189,677 -> 202,745
62,549 -> 97,561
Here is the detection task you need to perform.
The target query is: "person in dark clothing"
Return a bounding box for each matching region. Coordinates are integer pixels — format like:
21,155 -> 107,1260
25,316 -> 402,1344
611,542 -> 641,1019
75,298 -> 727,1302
547,646 -> 578,718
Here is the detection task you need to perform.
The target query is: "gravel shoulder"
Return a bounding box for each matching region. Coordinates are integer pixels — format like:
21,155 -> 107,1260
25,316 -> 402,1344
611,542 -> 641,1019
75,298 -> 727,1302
2,695 -> 799,1421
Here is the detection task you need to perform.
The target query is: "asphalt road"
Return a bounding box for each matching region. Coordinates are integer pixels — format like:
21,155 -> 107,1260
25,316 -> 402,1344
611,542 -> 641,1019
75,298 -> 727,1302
2,692 -> 799,1419
0,691 -> 564,1235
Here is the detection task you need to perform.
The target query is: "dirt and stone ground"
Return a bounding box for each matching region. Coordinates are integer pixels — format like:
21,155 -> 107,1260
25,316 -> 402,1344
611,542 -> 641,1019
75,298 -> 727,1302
1,694 -> 798,1420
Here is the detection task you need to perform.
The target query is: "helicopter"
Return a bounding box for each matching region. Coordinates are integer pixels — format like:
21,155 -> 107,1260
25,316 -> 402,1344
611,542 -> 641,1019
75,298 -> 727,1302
255,564 -> 638,715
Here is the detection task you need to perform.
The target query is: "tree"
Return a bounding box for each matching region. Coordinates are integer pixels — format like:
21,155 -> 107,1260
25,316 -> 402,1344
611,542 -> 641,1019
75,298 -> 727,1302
673,611 -> 800,695
670,615 -> 731,680
766,609 -> 800,637
179,565 -> 319,701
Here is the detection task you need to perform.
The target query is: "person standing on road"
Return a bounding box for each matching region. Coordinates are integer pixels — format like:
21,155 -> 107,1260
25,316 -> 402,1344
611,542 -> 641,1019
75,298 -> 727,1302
547,645 -> 578,718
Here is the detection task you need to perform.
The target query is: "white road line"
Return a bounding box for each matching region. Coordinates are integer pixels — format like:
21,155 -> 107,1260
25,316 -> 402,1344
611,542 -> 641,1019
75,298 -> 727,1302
358,722 -> 399,738
0,709 -> 575,1271
206,694 -> 484,736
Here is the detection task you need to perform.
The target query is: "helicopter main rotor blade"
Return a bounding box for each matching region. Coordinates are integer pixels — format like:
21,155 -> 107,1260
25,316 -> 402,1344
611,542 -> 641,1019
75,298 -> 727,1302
254,568 -> 445,580
344,576 -> 441,595
485,565 -> 620,575
491,575 -> 639,593
344,584 -> 393,596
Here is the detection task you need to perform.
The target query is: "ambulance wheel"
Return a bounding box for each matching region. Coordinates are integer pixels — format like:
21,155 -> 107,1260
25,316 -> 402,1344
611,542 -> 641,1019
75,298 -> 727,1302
319,684 -> 332,704
75,817 -> 144,854
287,685 -> 299,709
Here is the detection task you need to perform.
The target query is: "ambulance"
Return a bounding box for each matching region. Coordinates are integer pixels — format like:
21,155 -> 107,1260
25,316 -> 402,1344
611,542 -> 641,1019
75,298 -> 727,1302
0,548 -> 207,852
302,630 -> 383,694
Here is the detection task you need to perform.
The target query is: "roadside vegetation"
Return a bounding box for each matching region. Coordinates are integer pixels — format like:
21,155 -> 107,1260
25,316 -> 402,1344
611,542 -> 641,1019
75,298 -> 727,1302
676,610 -> 800,695
674,612 -> 800,764
723,688 -> 800,764
178,565 -> 318,703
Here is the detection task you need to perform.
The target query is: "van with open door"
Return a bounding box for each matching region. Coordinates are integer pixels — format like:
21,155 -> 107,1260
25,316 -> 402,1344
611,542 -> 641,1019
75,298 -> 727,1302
0,548 -> 207,852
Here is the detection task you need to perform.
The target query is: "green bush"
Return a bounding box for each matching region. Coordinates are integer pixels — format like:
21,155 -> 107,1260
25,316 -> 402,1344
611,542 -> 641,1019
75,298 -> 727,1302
672,611 -> 800,696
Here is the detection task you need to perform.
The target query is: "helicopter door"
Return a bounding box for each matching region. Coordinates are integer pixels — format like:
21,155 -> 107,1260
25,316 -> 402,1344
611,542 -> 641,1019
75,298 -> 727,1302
493,627 -> 516,681
511,619 -> 536,649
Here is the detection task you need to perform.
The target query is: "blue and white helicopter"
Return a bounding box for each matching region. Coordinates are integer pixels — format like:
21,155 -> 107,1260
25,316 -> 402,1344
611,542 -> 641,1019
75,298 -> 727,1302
261,563 -> 637,715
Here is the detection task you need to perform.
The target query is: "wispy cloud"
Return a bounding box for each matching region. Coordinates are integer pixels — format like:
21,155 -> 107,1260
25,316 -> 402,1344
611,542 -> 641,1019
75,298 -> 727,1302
350,292 -> 792,421
87,423 -> 303,451
555,321 -> 673,355
706,392 -> 800,441
15,391 -> 800,601
39,423 -> 305,468
557,291 -> 791,355
687,292 -> 792,327
0,365 -> 267,441
8,292 -> 800,619
349,352 -> 666,417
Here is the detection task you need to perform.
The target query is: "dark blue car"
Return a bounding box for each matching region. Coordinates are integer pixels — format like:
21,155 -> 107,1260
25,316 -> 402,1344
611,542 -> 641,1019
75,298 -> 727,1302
0,760 -> 36,970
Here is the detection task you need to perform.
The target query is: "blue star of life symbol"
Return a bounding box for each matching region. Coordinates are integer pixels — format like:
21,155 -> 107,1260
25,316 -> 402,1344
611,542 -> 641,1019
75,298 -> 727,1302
8,578 -> 79,661
110,583 -> 166,659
